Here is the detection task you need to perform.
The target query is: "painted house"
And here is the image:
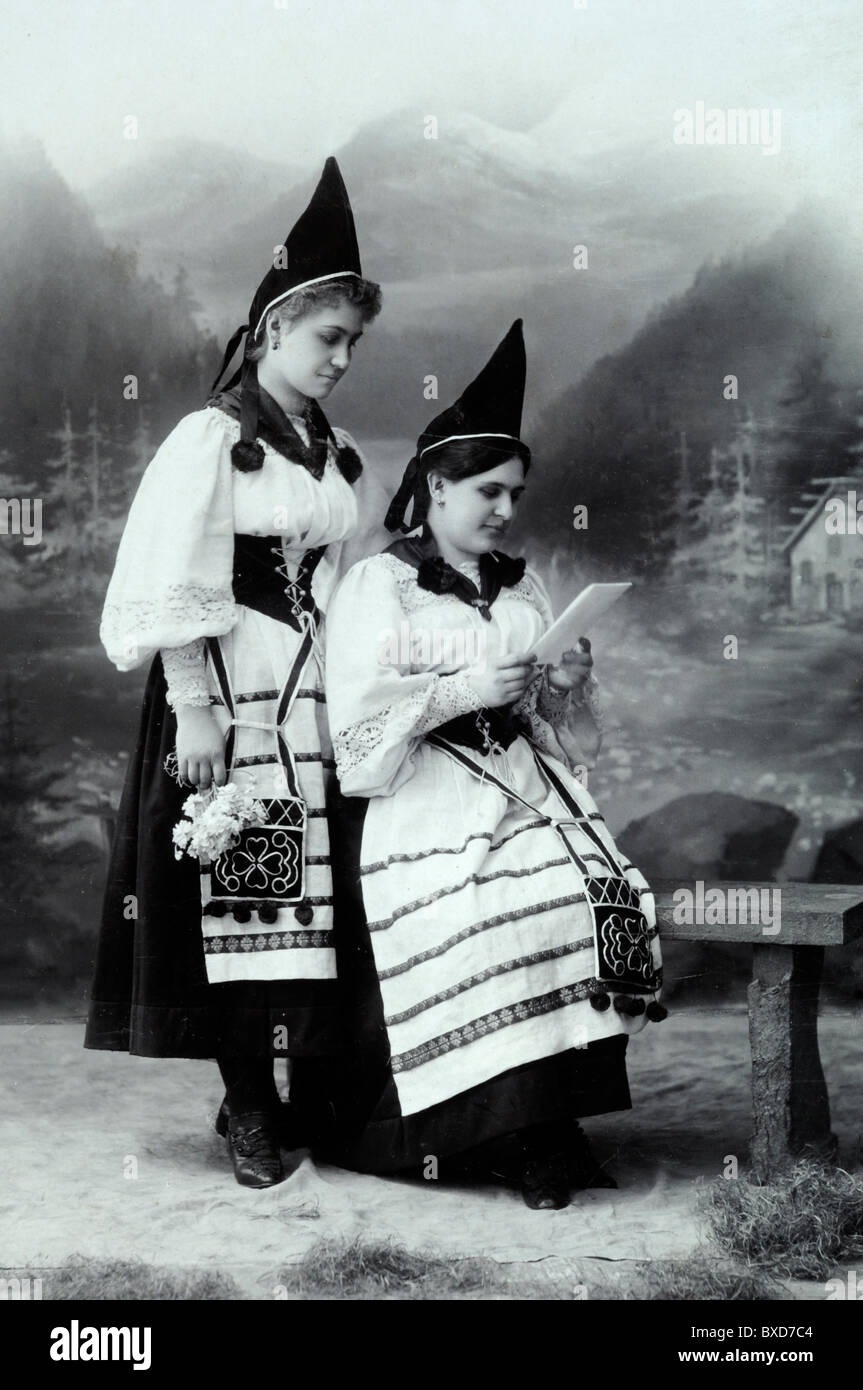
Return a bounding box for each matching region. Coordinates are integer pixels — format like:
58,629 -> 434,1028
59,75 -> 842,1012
781,482 -> 863,613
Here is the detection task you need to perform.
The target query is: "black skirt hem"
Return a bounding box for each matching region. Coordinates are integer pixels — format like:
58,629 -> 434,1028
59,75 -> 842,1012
312,1036 -> 631,1174
87,654 -> 341,1061
84,999 -> 343,1060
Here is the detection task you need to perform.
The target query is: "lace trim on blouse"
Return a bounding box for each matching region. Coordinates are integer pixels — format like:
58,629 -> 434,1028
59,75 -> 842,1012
161,638 -> 211,709
332,670 -> 482,780
369,552 -> 543,616
101,586 -> 235,668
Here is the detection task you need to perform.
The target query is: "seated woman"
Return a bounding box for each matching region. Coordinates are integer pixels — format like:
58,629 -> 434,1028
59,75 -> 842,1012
316,320 -> 665,1209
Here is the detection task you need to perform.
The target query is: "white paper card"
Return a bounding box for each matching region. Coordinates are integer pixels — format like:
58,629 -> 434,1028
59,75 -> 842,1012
531,582 -> 632,663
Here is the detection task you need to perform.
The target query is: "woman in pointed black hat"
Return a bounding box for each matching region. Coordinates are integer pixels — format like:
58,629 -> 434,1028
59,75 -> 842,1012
85,158 -> 385,1188
318,321 -> 664,1208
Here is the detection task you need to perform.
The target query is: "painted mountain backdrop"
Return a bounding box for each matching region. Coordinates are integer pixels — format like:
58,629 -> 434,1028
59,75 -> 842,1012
3,107 -> 863,1010
82,108 -> 813,436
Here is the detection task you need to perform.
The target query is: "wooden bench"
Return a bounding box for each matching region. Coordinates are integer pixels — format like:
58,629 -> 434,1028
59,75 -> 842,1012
652,881 -> 863,1180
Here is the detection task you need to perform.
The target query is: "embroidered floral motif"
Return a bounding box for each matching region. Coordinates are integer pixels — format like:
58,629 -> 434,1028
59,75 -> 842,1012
390,980 -> 598,1073
603,911 -> 655,980
217,832 -> 301,895
202,928 -> 332,954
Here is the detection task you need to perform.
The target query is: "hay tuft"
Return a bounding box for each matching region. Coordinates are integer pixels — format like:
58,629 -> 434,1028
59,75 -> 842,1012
699,1159 -> 863,1280
3,1256 -> 241,1301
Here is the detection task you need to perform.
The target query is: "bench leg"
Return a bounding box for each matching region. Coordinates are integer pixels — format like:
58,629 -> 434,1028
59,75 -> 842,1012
747,943 -> 836,1181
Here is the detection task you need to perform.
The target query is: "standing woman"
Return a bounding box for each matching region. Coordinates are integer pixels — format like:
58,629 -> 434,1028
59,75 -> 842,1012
319,321 -> 665,1209
86,158 -> 384,1188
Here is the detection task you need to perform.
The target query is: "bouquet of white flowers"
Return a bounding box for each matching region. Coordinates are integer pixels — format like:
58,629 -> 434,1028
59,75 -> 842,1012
172,783 -> 267,864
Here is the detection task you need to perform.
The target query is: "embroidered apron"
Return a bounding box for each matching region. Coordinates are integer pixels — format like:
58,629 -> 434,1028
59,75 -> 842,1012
425,731 -> 660,1008
199,539 -> 336,985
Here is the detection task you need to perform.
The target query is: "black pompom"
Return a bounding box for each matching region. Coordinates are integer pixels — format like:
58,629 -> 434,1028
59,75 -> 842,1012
232,905 -> 252,923
614,996 -> 647,1017
231,439 -> 265,473
646,1001 -> 668,1022
294,903 -> 314,926
258,904 -> 278,925
589,991 -> 611,1012
205,902 -> 228,918
336,444 -> 363,485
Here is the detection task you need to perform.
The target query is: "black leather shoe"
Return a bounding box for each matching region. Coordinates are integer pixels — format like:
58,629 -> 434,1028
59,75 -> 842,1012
225,1110 -> 284,1188
566,1121 -> 617,1190
521,1152 -> 570,1210
215,1094 -> 306,1149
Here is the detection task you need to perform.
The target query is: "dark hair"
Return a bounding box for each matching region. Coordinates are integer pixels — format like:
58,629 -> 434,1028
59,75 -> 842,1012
414,436 -> 530,528
245,275 -> 382,359
425,436 -> 530,481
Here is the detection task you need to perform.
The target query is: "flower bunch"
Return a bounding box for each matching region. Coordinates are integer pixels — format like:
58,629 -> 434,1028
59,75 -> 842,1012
172,783 -> 267,864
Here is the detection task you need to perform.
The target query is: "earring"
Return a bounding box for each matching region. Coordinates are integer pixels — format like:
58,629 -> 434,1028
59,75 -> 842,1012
436,495 -> 445,508
270,337 -> 280,351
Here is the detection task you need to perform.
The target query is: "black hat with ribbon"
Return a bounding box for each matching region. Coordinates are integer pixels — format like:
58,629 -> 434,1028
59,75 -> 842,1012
385,319 -> 529,532
210,156 -> 363,472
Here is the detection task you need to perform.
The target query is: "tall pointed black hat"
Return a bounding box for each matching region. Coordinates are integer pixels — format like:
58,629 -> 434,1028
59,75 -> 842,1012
210,156 -> 363,471
248,156 -> 361,340
385,319 -> 529,532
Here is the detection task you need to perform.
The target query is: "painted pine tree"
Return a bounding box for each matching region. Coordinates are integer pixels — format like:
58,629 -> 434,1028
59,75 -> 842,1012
0,449 -> 36,601
670,416 -> 772,620
0,676 -> 63,994
39,400 -> 126,598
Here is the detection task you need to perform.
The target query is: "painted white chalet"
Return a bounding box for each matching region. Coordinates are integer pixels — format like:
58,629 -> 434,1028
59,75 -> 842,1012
781,481 -> 863,613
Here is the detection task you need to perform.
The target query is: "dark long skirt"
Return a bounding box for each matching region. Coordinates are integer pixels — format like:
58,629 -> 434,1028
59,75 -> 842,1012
84,657 -> 341,1059
297,785 -> 632,1175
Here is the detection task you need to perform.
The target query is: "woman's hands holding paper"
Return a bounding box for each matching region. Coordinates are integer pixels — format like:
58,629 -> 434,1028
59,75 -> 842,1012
467,651 -> 537,708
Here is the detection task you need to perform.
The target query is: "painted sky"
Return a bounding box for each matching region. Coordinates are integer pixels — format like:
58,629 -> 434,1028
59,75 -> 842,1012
1,0 -> 860,204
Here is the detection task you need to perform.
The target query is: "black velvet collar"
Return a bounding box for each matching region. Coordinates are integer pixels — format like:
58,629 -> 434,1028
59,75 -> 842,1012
208,385 -> 363,485
385,533 -> 526,621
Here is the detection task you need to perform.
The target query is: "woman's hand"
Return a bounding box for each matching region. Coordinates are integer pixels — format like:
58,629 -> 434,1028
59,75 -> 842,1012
175,706 -> 227,789
468,651 -> 537,708
547,639 -> 594,693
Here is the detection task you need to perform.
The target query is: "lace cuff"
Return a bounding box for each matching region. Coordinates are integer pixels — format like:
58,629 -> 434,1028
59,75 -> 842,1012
161,639 -> 211,709
535,665 -> 571,726
513,668 -> 566,759
415,671 -> 484,735
332,671 -> 483,789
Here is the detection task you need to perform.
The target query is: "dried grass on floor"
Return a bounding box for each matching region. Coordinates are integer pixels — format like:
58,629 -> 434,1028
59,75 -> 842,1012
700,1159 -> 863,1281
278,1237 -> 782,1301
278,1234 -> 505,1300
3,1242 -> 786,1302
3,1257 -> 240,1301
624,1255 -> 780,1301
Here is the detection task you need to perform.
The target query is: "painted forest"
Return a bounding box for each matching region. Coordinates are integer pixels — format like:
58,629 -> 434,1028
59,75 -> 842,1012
3,136 -> 863,1011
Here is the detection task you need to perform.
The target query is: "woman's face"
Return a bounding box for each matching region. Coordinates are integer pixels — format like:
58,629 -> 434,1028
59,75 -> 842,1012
428,456 -> 526,555
269,301 -> 366,401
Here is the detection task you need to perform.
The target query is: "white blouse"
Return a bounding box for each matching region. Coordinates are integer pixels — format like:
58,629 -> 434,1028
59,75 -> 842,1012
324,551 -> 602,798
100,404 -> 389,700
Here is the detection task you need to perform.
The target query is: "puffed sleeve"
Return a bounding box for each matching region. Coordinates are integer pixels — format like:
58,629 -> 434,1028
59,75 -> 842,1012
331,427 -> 393,575
513,566 -> 603,770
325,556 -> 485,798
100,408 -> 237,671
